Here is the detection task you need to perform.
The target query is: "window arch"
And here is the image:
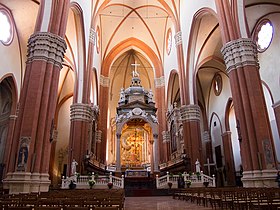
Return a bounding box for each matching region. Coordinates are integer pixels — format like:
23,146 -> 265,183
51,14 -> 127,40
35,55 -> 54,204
0,9 -> 13,45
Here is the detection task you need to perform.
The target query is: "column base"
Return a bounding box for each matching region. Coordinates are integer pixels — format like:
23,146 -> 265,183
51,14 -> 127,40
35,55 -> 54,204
242,169 -> 278,188
3,172 -> 51,194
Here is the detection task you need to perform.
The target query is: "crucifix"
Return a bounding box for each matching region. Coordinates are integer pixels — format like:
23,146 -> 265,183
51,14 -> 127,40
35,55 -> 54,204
131,61 -> 140,77
204,158 -> 216,175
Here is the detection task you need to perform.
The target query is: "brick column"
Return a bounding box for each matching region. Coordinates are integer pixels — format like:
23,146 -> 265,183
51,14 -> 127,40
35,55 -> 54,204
162,131 -> 171,162
154,77 -> 166,163
180,104 -> 203,172
97,75 -> 110,163
222,131 -> 236,186
3,32 -> 67,194
68,103 -> 93,175
221,38 -> 277,187
174,31 -> 187,104
94,129 -> 102,163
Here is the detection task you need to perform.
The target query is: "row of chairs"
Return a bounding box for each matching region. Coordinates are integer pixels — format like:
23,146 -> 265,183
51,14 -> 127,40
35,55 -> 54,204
173,187 -> 280,209
0,189 -> 125,210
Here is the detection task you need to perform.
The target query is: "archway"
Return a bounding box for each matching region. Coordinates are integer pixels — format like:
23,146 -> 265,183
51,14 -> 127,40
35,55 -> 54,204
0,76 -> 17,180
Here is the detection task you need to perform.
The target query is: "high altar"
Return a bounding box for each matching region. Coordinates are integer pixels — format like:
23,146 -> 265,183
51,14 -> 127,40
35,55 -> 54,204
111,70 -> 159,174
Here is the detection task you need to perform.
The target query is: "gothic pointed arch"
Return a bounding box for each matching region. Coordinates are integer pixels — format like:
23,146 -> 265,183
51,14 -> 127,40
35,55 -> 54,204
0,75 -> 18,180
166,69 -> 180,107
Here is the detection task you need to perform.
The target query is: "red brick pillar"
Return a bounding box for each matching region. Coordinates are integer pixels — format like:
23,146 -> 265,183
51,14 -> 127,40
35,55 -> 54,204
3,32 -> 67,193
154,78 -> 166,163
97,75 -> 110,163
162,131 -> 171,162
221,39 -> 278,187
222,131 -> 236,186
68,103 -> 93,175
3,0 -> 70,194
215,0 -> 277,187
180,105 -> 203,172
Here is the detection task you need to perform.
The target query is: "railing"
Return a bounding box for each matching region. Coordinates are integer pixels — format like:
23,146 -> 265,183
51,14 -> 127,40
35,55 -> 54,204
156,171 -> 216,189
61,172 -> 124,189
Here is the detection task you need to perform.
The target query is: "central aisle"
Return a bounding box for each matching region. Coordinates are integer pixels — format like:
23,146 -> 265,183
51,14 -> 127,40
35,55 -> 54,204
124,196 -> 213,210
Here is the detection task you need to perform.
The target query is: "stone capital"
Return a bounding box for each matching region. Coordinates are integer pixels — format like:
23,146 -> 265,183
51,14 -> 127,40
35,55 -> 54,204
27,32 -> 67,69
162,131 -> 170,143
91,105 -> 99,121
70,103 -> 93,122
154,76 -> 165,88
89,28 -> 96,45
174,31 -> 182,46
96,130 -> 102,143
9,115 -> 17,120
180,104 -> 200,122
222,131 -> 232,137
100,75 -> 110,87
221,38 -> 259,74
203,131 -> 211,142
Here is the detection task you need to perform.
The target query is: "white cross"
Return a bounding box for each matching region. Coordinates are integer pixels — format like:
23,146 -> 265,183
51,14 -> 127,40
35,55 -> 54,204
204,158 -> 216,175
131,61 -> 140,77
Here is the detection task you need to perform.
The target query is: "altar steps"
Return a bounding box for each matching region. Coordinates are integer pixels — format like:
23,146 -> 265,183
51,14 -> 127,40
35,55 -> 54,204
125,189 -> 175,197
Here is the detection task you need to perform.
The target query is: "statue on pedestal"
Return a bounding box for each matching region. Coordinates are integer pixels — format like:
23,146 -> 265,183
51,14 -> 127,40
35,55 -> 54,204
71,159 -> 78,175
195,159 -> 201,173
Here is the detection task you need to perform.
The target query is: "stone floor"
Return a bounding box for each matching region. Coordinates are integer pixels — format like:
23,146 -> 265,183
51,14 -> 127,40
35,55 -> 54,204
124,196 -> 213,210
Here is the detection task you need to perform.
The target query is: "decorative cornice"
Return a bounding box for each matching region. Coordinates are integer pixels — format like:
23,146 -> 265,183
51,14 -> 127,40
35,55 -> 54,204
162,131 -> 171,143
221,38 -> 259,74
70,103 -> 93,122
154,76 -> 165,88
100,75 -> 110,87
96,130 -> 102,143
174,31 -> 182,46
180,104 -> 200,122
27,32 -> 67,69
89,28 -> 96,45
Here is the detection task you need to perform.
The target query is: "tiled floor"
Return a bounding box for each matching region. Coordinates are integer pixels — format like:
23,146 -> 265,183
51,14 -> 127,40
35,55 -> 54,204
124,196 -> 213,210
